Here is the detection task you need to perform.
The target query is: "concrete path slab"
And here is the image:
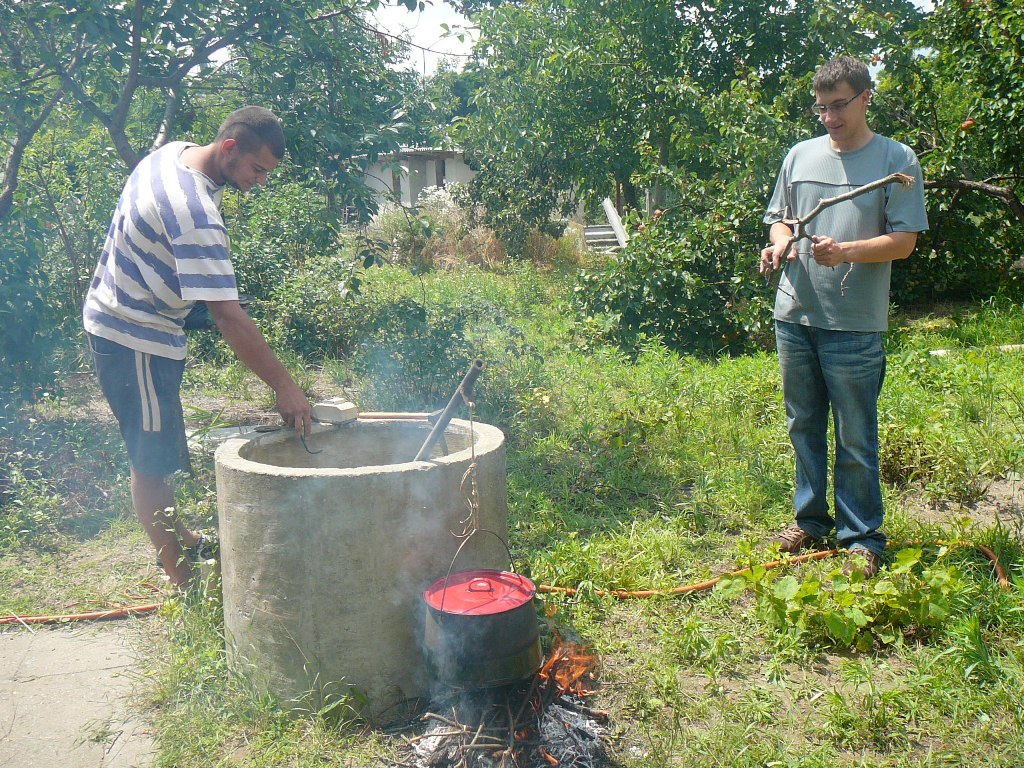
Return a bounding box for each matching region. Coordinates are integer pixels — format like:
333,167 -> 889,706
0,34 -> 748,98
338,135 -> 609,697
0,621 -> 155,767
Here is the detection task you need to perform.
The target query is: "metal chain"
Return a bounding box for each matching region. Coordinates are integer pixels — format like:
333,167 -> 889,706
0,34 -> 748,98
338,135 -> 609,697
453,398 -> 480,539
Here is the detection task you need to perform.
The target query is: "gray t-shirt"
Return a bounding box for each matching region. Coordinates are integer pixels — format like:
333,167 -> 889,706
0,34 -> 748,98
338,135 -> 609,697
763,134 -> 928,331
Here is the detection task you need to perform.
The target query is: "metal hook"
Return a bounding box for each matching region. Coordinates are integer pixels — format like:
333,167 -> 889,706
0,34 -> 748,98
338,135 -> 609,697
299,432 -> 322,455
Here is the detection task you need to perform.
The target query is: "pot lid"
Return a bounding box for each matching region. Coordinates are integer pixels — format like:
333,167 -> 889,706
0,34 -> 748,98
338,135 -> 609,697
424,569 -> 536,616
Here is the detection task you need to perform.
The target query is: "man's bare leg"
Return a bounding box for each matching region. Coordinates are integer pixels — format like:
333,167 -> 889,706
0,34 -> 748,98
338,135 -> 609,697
130,468 -> 197,588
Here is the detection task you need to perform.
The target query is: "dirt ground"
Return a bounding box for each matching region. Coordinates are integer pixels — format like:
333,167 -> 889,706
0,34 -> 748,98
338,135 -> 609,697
906,476 -> 1024,533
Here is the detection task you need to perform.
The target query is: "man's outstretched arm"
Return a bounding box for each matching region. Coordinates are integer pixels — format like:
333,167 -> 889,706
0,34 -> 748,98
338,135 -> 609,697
207,300 -> 313,435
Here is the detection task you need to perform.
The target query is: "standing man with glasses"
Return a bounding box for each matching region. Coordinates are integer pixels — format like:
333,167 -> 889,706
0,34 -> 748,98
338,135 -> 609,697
759,56 -> 928,578
83,106 -> 314,592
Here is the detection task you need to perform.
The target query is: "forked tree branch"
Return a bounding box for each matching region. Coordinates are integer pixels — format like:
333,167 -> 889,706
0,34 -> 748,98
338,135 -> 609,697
779,172 -> 916,254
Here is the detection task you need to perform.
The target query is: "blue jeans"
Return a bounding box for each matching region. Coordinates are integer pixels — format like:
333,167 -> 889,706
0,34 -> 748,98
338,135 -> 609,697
775,321 -> 886,555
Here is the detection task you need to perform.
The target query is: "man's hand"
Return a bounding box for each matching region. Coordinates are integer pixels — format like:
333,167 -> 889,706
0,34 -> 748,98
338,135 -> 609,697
760,238 -> 796,276
275,381 -> 314,437
761,222 -> 797,277
811,235 -> 846,268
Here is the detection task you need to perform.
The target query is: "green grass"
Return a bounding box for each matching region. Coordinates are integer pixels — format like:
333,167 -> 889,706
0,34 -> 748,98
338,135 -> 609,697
2,258 -> 1023,766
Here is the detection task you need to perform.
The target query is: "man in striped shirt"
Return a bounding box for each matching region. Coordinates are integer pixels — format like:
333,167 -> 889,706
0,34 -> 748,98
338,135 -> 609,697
84,106 -> 313,591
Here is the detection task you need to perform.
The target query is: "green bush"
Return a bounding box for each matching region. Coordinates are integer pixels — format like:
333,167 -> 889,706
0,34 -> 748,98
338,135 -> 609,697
351,297 -> 473,410
25,119 -> 124,339
572,193 -> 772,356
455,159 -> 569,260
225,174 -> 343,301
259,249 -> 366,361
0,217 -> 56,409
0,459 -> 62,550
351,285 -> 540,412
365,185 -> 513,268
366,185 -> 467,271
718,546 -> 968,652
889,191 -> 1024,304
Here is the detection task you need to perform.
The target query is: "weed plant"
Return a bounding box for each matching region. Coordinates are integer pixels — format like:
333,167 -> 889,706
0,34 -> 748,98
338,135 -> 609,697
2,251 -> 1023,766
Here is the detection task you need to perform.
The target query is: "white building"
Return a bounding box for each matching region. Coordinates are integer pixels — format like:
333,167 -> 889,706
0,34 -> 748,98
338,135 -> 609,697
362,148 -> 475,208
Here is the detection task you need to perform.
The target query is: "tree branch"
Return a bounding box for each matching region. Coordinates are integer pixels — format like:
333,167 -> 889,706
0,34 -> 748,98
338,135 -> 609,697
0,90 -> 63,220
150,86 -> 182,153
924,178 -> 1024,225
779,172 -> 916,254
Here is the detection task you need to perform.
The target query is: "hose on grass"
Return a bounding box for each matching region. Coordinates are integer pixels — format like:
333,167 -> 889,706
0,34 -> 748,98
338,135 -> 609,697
536,540 -> 1011,599
0,540 -> 1011,625
0,582 -> 168,627
0,602 -> 164,627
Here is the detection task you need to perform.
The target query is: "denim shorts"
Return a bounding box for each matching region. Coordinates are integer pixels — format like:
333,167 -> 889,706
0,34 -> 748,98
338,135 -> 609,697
87,334 -> 191,477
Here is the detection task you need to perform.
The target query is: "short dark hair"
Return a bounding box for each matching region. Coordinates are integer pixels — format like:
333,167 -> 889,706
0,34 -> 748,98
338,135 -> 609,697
813,56 -> 873,94
216,106 -> 285,159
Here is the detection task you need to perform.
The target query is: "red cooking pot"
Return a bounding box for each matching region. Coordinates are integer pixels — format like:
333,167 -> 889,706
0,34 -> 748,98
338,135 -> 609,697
423,566 -> 542,689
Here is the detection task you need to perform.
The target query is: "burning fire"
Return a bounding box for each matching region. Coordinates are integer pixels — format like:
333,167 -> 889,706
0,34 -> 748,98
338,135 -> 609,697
408,638 -> 606,768
537,641 -> 598,698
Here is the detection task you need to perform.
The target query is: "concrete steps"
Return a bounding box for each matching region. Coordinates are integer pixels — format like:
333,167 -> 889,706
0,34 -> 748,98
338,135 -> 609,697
584,224 -> 622,253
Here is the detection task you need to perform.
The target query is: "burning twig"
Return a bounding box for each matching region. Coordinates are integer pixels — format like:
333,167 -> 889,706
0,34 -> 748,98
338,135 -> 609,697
400,640 -> 607,768
424,712 -> 466,729
511,673 -> 542,734
553,697 -> 609,725
407,726 -> 506,749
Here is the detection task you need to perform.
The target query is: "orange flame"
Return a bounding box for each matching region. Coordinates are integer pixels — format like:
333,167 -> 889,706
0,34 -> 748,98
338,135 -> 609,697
538,641 -> 598,697
540,748 -> 559,765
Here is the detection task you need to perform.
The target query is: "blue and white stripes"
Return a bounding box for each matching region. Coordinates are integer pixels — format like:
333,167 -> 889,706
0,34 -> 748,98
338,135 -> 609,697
83,141 -> 238,359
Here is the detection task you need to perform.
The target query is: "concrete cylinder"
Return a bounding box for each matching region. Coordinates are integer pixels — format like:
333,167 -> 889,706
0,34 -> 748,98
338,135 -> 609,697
214,417 -> 507,718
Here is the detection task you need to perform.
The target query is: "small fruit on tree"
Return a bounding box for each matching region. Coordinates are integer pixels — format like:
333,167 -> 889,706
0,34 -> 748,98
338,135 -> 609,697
961,117 -> 975,131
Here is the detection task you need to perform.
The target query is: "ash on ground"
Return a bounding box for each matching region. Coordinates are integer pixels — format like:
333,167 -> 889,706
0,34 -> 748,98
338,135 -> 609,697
398,684 -> 610,768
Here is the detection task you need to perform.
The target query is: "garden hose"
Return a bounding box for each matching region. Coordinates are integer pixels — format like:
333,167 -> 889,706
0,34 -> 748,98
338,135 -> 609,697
0,540 -> 1011,626
0,582 -> 167,626
536,540 -> 1010,599
0,602 -> 164,626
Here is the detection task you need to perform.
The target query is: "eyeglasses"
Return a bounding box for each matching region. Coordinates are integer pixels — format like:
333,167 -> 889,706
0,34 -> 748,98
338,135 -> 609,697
810,90 -> 866,117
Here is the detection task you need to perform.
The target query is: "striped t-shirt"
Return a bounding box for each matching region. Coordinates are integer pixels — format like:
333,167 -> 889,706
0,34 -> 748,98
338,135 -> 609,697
83,141 -> 239,359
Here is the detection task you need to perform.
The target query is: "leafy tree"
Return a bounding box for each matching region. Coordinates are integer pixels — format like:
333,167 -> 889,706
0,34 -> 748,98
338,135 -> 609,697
0,1 -> 420,215
398,61 -> 481,148
230,5 -> 419,218
461,0 -> 930,350
457,0 -> 922,255
574,74 -> 805,354
0,216 -> 53,408
877,0 -> 1024,300
0,3 -> 71,220
450,0 -> 524,13
466,0 -> 1023,349
0,0 -> 429,402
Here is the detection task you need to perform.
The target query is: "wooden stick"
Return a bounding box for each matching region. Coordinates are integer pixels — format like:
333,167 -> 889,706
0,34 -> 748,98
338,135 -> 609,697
777,171 -> 915,257
423,711 -> 467,729
556,696 -> 610,723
